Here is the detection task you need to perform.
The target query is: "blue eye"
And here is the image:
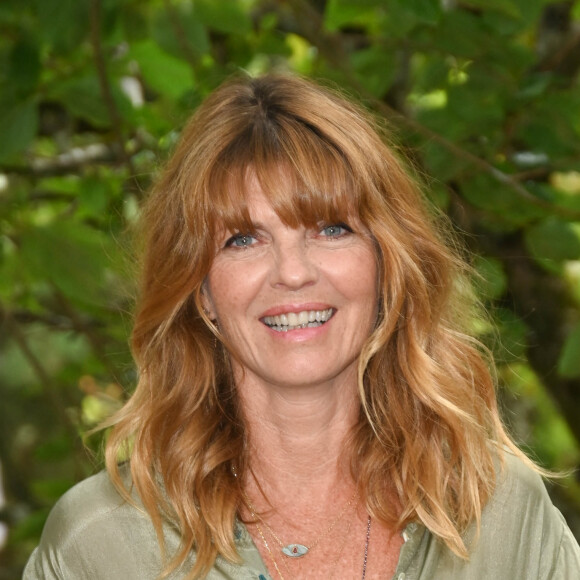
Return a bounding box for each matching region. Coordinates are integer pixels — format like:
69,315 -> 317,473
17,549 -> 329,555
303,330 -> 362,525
225,233 -> 257,248
320,223 -> 353,237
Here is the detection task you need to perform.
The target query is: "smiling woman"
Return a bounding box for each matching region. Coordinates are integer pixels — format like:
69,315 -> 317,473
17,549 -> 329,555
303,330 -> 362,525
24,74 -> 580,579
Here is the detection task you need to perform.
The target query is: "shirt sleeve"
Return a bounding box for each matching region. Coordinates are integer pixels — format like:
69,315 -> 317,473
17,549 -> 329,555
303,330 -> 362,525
21,472 -> 159,580
550,511 -> 580,580
23,546 -> 62,580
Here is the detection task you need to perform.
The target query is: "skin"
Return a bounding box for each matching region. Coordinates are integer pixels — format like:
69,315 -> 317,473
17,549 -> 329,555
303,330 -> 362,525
202,188 -> 401,578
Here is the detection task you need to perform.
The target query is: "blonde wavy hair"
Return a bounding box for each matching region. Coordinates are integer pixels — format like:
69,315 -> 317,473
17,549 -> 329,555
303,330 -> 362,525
105,73 -> 529,578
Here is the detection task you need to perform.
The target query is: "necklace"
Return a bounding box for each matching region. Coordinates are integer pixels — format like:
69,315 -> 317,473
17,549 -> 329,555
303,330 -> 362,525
242,489 -> 358,558
255,515 -> 372,580
361,515 -> 371,580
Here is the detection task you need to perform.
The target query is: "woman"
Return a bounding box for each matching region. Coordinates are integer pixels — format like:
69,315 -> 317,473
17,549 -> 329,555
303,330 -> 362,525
25,73 -> 580,579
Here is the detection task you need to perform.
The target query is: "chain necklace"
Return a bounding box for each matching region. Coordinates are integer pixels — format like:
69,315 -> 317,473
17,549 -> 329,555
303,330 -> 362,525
242,489 -> 358,558
254,514 -> 372,580
361,515 -> 371,580
232,466 -> 371,576
281,513 -> 354,580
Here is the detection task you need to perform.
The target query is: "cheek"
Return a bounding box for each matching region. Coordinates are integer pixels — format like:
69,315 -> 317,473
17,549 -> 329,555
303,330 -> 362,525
204,261 -> 260,323
341,249 -> 379,301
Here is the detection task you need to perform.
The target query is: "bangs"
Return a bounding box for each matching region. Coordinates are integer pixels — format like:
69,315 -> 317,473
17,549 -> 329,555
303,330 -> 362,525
203,114 -> 364,237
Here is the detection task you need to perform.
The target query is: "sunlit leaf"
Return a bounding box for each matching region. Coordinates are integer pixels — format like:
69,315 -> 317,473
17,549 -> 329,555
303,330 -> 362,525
130,40 -> 193,100
324,0 -> 384,32
474,256 -> 507,301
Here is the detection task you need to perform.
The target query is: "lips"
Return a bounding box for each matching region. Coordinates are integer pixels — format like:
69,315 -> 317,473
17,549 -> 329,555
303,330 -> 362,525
261,308 -> 335,332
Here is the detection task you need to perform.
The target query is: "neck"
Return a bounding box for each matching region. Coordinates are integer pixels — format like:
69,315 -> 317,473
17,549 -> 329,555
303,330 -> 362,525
236,367 -> 360,499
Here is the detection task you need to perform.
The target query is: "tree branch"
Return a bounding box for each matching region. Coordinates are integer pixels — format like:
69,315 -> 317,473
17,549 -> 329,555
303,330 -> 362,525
0,308 -> 80,444
89,0 -> 138,187
163,0 -> 200,73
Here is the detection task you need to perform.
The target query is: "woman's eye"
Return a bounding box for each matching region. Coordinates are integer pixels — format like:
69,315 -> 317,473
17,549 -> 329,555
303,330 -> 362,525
320,223 -> 353,238
224,233 -> 257,248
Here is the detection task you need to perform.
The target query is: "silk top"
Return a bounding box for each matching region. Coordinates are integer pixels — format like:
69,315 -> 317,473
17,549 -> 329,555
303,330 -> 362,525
24,452 -> 580,579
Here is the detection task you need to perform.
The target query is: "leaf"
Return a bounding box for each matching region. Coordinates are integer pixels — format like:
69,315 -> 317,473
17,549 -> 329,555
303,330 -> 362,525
558,323 -> 580,378
381,0 -> 442,35
324,0 -> 384,32
48,76 -> 111,127
77,176 -> 114,219
419,140 -> 470,182
524,218 -> 580,264
286,34 -> 316,75
399,0 -> 442,25
130,40 -> 193,100
153,5 -> 210,59
0,97 -> 38,162
445,81 -> 505,136
429,10 -> 489,58
410,54 -> 449,93
194,0 -> 252,35
8,38 -> 41,97
350,47 -> 396,98
460,173 -> 545,227
32,0 -> 89,53
18,222 -> 114,305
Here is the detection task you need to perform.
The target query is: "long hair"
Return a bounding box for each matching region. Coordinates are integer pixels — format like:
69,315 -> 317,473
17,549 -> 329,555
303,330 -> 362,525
105,73 -> 528,578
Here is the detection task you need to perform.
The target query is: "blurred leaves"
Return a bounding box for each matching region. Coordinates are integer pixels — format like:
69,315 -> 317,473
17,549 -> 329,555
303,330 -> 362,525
1,0 -> 580,575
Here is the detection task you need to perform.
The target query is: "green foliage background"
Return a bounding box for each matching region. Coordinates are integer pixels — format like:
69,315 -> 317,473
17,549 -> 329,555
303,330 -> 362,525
1,0 -> 580,576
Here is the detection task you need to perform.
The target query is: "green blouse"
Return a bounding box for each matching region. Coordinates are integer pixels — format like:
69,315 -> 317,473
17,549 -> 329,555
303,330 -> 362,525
24,452 -> 580,579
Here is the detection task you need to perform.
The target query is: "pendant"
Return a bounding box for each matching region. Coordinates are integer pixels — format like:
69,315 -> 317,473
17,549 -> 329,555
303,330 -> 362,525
282,544 -> 309,558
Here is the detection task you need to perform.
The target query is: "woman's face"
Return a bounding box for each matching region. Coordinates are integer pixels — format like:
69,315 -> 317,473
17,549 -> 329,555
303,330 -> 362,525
202,186 -> 379,392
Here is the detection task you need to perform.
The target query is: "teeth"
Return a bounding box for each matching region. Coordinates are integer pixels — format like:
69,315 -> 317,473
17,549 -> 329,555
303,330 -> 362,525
287,312 -> 299,326
263,308 -> 334,332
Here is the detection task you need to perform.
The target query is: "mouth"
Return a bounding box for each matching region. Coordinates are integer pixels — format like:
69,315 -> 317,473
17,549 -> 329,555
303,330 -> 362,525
261,308 -> 335,332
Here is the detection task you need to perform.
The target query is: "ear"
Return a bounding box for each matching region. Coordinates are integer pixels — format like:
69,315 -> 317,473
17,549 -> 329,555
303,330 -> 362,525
200,283 -> 216,321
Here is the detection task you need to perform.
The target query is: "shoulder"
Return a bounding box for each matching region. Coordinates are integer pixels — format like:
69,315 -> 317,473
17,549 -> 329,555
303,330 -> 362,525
39,468 -> 135,539
483,449 -> 563,539
474,449 -> 580,577
400,452 -> 580,579
23,468 -> 160,580
492,448 -> 551,507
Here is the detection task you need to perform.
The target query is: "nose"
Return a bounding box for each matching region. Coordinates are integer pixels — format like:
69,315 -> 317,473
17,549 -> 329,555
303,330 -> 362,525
270,239 -> 318,290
